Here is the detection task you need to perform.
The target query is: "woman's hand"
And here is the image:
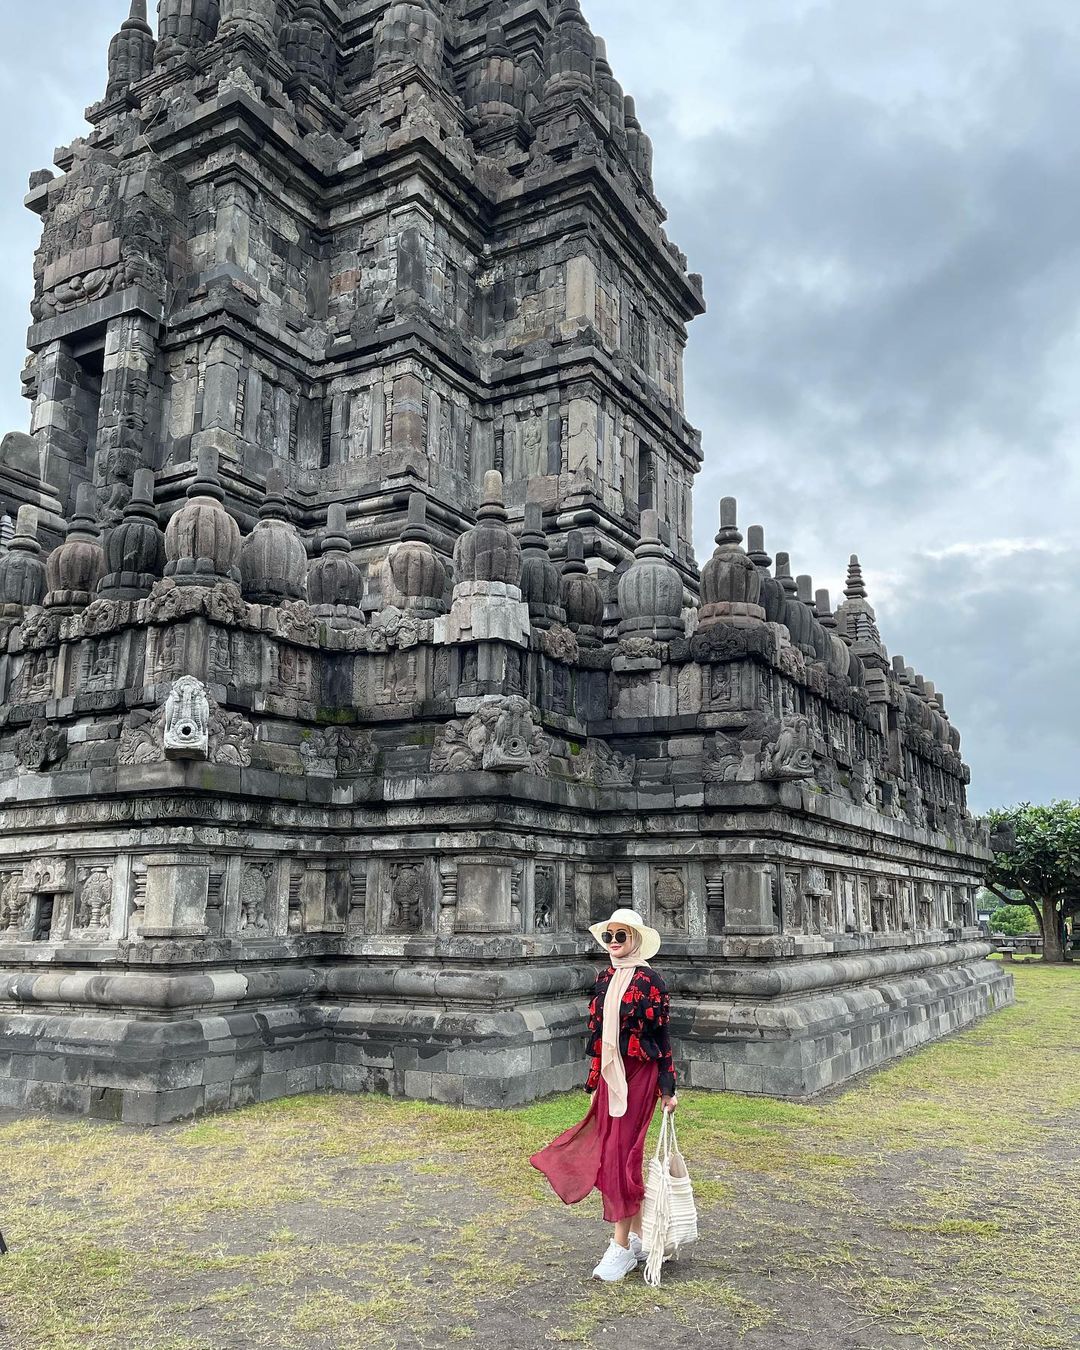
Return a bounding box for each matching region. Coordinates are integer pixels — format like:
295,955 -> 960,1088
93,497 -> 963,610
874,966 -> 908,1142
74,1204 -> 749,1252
662,1095 -> 678,1113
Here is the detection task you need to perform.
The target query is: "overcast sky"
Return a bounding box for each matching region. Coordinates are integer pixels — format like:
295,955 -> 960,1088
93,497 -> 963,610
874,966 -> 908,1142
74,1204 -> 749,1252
0,1 -> 1076,810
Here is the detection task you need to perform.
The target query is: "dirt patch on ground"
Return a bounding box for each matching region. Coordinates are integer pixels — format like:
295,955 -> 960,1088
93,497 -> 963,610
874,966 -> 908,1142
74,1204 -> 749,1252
1,962 -> 1077,1350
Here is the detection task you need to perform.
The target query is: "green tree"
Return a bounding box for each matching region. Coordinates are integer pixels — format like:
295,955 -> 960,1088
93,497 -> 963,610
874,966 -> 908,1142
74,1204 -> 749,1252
988,904 -> 1039,937
985,801 -> 1080,964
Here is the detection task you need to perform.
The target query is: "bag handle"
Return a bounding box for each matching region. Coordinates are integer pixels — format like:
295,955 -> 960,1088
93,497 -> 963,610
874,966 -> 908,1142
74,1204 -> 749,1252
653,1102 -> 675,1162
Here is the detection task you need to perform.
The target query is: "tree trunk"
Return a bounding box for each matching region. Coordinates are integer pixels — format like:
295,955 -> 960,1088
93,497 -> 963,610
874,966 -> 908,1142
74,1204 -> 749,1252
1040,901 -> 1065,963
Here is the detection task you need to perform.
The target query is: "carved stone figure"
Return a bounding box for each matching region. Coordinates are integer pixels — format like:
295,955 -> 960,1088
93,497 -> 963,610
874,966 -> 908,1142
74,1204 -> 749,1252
542,624 -> 579,664
782,872 -> 802,932
239,865 -> 270,934
581,740 -> 636,788
75,868 -> 113,931
906,781 -> 928,830
300,727 -> 378,778
851,759 -> 876,809
119,679 -> 253,768
164,676 -> 211,760
654,870 -> 687,930
430,697 -> 551,776
14,721 -> 67,773
388,864 -> 423,933
0,873 -> 26,937
534,865 -> 556,933
763,715 -> 815,782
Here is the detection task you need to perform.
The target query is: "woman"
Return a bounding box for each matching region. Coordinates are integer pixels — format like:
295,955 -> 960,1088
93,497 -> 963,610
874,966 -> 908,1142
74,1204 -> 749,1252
530,908 -> 678,1282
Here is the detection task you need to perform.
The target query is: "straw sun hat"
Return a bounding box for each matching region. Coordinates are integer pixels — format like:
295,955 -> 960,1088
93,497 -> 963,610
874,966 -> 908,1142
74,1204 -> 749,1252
588,908 -> 662,961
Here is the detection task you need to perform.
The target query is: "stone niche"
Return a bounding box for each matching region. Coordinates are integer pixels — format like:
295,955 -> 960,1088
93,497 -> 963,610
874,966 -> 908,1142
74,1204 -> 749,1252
455,860 -> 513,934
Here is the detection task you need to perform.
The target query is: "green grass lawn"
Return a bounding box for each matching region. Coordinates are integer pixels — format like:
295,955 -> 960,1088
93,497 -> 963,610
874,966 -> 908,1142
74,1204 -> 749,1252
0,961 -> 1077,1350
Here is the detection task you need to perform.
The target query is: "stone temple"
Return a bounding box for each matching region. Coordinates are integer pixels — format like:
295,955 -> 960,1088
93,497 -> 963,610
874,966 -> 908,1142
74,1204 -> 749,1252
0,0 -> 1011,1124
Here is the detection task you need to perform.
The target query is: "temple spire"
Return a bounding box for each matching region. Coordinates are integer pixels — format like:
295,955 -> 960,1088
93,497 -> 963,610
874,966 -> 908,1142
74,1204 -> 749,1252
106,0 -> 154,97
844,554 -> 869,602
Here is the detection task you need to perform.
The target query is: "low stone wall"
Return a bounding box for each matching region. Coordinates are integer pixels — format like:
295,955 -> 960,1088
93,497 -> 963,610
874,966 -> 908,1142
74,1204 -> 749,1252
0,944 -> 1012,1124
680,946 -> 1013,1097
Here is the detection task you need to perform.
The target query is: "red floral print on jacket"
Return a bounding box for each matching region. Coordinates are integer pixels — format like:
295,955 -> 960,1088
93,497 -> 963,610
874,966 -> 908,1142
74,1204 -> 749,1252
584,966 -> 677,1099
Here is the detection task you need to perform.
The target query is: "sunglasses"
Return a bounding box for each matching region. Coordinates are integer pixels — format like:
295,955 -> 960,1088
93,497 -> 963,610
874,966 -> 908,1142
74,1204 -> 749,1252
601,929 -> 631,945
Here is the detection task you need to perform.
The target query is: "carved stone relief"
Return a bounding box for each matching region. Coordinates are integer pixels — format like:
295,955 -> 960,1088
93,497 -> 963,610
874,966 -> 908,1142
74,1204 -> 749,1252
300,727 -> 378,777
782,871 -> 802,933
164,676 -> 211,759
74,867 -> 113,932
0,872 -> 26,937
387,862 -> 423,933
119,678 -> 254,767
18,651 -> 54,700
83,637 -> 119,691
14,720 -> 67,773
534,863 -> 555,933
763,715 -> 815,782
239,863 -> 271,934
430,697 -> 551,775
576,740 -> 636,787
654,869 -> 687,931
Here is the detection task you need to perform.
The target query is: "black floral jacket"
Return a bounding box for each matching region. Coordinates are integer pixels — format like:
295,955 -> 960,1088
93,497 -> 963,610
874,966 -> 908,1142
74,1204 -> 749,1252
585,965 -> 677,1099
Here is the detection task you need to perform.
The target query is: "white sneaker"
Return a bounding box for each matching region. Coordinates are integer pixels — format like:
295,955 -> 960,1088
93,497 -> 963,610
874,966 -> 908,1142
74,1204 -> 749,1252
592,1239 -> 639,1282
629,1233 -> 648,1263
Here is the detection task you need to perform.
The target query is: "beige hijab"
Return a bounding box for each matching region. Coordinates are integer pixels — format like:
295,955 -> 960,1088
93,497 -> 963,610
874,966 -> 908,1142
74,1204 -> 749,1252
600,934 -> 651,1118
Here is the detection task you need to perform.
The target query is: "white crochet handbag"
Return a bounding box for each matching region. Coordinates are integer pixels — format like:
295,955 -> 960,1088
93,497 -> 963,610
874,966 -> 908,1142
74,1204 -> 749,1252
641,1110 -> 698,1286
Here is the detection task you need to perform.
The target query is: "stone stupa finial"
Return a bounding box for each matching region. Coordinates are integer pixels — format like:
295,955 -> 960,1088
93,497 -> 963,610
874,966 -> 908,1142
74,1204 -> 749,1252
0,505 -> 46,618
309,503 -> 363,619
619,508 -> 685,642
388,492 -> 447,617
697,497 -> 764,630
240,469 -> 308,604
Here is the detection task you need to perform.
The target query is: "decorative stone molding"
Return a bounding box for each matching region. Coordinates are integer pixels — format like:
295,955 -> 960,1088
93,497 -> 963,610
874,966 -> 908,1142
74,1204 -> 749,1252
0,873 -> 28,937
17,608 -> 63,650
654,868 -> 687,931
119,678 -> 254,768
238,863 -> 271,934
145,579 -> 249,627
79,597 -> 132,637
273,599 -> 320,646
430,697 -> 551,776
367,607 -> 423,652
576,740 -> 636,787
14,720 -> 67,773
705,733 -> 760,784
164,676 -> 211,760
763,715 -> 815,782
705,714 -> 816,785
74,866 -> 114,932
299,727 -> 378,777
541,624 -> 579,664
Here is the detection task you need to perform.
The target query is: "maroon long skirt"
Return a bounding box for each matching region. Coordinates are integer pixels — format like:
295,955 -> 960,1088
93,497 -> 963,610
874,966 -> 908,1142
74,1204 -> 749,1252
530,1057 -> 660,1222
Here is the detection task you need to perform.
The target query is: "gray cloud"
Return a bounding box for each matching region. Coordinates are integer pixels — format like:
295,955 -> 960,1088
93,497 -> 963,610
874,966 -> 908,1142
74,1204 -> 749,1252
0,1 -> 1074,809
587,0 -> 1080,809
